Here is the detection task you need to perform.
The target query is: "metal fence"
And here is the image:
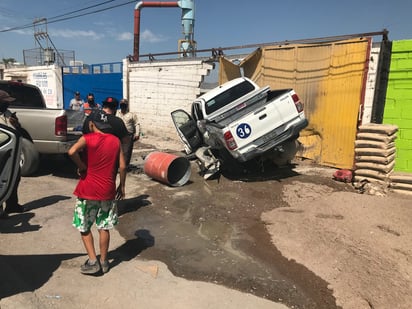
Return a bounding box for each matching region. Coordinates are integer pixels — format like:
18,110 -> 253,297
23,48 -> 75,67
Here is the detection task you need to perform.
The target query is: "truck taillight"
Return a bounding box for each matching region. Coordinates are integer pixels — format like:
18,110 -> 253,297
292,94 -> 304,113
224,130 -> 238,150
55,115 -> 68,136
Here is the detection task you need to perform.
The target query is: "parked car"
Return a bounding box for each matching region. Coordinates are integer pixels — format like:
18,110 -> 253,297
0,80 -> 85,176
0,124 -> 21,205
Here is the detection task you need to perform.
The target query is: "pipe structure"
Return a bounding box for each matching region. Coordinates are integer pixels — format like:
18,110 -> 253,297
177,0 -> 195,55
134,1 -> 179,61
133,0 -> 195,61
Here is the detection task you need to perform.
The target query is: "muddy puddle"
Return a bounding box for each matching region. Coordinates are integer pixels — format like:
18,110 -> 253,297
116,158 -> 344,309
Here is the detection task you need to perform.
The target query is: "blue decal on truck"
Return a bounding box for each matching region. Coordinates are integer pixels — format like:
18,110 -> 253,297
236,123 -> 251,139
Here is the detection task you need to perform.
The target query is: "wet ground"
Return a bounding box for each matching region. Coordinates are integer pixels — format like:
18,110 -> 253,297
115,142 -> 353,309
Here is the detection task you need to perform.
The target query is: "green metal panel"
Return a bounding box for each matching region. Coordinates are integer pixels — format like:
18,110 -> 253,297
383,40 -> 412,172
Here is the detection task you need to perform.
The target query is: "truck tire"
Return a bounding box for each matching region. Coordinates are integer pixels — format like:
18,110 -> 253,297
20,138 -> 40,176
215,148 -> 245,176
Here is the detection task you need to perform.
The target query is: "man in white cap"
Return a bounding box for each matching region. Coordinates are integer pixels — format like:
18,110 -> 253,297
70,91 -> 84,111
0,90 -> 26,218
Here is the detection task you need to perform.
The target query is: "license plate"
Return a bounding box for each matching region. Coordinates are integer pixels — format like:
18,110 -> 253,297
261,130 -> 278,143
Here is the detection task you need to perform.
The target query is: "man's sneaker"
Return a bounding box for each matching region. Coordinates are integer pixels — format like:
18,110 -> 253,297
80,259 -> 101,274
101,260 -> 110,274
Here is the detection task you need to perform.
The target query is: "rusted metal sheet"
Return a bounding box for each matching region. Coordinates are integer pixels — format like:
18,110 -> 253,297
220,38 -> 371,169
218,56 -> 241,84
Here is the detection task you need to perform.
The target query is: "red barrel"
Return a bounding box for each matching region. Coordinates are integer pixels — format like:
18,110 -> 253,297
144,152 -> 191,187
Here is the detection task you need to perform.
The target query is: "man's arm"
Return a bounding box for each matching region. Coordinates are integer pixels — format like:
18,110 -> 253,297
132,113 -> 140,141
116,147 -> 127,200
68,136 -> 87,176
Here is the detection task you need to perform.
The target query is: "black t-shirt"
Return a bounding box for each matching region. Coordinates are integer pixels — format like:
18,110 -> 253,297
82,114 -> 128,140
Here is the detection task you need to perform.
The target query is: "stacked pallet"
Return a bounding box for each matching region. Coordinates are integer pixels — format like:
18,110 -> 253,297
354,123 -> 398,185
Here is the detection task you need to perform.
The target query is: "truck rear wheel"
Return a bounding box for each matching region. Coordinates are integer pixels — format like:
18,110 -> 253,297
20,138 -> 40,176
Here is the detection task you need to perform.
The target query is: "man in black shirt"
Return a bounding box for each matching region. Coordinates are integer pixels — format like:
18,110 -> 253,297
82,97 -> 129,146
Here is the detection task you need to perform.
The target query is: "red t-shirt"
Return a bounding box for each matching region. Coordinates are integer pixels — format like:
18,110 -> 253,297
73,133 -> 120,200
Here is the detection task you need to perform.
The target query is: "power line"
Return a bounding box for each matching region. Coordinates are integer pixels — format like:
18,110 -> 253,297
0,0 -> 135,33
47,0 -> 117,21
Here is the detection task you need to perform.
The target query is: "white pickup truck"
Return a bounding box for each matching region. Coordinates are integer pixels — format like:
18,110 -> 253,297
0,80 -> 84,176
171,77 -> 308,177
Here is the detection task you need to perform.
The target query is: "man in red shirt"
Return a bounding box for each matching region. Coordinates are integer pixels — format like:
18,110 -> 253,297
68,109 -> 126,275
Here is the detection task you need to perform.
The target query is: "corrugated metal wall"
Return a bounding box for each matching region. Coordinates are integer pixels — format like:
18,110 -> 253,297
220,38 -> 371,169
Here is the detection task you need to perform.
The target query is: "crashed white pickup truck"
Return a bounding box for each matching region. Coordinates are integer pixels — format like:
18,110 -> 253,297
171,77 -> 308,178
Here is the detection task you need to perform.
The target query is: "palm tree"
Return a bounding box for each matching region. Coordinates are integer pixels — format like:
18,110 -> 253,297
1,58 -> 17,68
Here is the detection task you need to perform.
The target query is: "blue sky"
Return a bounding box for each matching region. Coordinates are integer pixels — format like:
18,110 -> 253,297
0,0 -> 411,65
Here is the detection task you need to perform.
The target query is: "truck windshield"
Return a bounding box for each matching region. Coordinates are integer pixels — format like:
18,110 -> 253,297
205,80 -> 255,115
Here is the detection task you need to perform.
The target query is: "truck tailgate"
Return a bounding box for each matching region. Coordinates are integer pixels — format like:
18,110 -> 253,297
228,92 -> 299,149
10,109 -> 65,141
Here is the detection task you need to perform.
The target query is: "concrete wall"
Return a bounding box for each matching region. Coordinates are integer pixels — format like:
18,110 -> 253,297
124,59 -> 213,140
362,45 -> 381,124
383,40 -> 412,173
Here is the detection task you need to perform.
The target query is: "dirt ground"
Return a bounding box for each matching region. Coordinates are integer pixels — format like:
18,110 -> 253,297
136,137 -> 412,309
264,171 -> 412,309
123,137 -> 412,309
1,135 -> 411,309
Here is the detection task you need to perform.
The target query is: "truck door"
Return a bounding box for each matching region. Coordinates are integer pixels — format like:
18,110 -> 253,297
0,124 -> 21,204
171,109 -> 203,154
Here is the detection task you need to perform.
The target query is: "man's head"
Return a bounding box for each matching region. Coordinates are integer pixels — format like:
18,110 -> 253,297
102,97 -> 119,115
0,90 -> 15,113
75,91 -> 80,98
87,93 -> 95,103
89,110 -> 112,132
120,98 -> 128,112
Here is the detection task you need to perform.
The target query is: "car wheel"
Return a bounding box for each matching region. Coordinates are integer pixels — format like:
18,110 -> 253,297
20,138 -> 40,176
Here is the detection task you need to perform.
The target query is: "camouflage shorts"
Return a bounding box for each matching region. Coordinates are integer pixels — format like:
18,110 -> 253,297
72,198 -> 118,233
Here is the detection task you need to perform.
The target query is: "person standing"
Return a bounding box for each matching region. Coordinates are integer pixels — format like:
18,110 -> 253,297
83,93 -> 101,115
117,98 -> 140,167
70,91 -> 84,111
81,95 -> 129,158
82,96 -> 129,146
68,109 -> 126,275
0,90 -> 26,218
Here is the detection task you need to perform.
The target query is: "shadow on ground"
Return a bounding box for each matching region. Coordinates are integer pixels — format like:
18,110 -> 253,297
117,195 -> 151,217
0,235 -> 152,299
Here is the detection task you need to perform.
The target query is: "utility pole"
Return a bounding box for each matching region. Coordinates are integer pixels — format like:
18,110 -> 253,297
33,18 -> 65,65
